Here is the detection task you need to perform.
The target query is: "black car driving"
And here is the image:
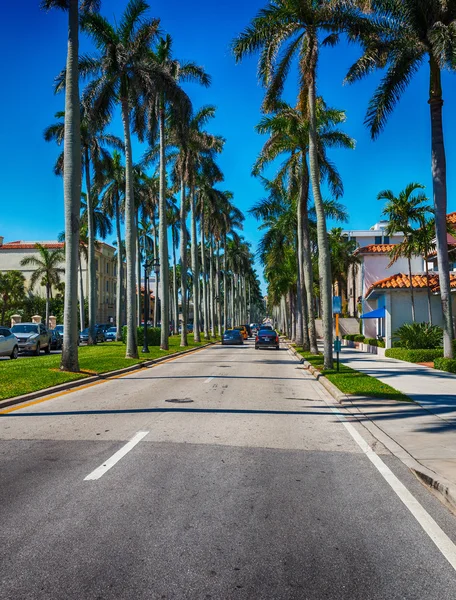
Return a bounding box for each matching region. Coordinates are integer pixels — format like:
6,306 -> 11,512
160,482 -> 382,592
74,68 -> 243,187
222,329 -> 244,345
255,328 -> 280,350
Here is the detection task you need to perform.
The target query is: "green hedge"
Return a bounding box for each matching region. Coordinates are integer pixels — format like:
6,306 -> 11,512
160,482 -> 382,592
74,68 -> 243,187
365,338 -> 386,348
122,325 -> 161,346
385,348 -> 444,363
434,358 -> 456,373
354,334 -> 365,343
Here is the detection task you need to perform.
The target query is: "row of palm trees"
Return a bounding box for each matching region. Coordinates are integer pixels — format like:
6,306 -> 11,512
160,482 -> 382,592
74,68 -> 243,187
42,0 -> 262,371
233,0 -> 456,363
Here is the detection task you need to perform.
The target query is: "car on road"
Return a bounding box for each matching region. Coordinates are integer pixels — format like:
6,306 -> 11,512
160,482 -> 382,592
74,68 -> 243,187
244,324 -> 253,338
54,324 -> 80,346
49,329 -> 63,351
222,329 -> 244,345
0,327 -> 19,359
233,325 -> 248,340
11,323 -> 51,355
105,326 -> 117,341
260,324 -> 273,331
255,329 -> 280,350
79,326 -> 106,344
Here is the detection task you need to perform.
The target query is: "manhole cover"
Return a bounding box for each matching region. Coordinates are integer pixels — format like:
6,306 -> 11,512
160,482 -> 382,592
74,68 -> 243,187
165,398 -> 194,403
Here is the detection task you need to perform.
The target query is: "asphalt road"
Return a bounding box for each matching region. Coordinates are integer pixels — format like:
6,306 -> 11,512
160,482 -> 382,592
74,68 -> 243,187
2,339 -> 456,599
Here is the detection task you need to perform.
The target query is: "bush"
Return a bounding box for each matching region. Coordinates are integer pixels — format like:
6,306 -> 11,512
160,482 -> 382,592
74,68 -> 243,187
365,337 -> 377,346
354,334 -> 365,343
434,358 -> 456,373
385,348 -> 443,363
122,325 -> 161,346
393,322 -> 443,350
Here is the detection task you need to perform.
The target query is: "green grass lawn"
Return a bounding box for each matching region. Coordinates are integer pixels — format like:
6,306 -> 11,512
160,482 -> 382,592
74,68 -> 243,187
294,348 -> 410,402
0,335 -> 215,402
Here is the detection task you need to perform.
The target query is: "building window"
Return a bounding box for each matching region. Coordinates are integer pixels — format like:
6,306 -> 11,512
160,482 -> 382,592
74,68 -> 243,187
95,260 -> 98,271
106,263 -> 109,274
375,235 -> 389,244
106,281 -> 109,292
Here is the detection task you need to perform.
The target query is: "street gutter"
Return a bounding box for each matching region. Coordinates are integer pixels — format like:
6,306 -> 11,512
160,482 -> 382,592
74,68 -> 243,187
0,341 -> 218,412
286,341 -> 456,515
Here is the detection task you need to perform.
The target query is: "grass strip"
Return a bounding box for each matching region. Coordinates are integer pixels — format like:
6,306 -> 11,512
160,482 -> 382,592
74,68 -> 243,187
0,335 -> 215,402
294,348 -> 411,402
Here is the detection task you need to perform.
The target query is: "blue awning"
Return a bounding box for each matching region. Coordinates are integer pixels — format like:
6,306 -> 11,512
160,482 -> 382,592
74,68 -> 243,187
360,307 -> 386,319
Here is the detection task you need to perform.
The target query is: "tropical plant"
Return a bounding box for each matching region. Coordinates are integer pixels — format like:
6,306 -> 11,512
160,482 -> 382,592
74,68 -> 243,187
20,244 -> 65,329
328,228 -> 360,301
346,0 -> 456,357
41,0 -> 100,371
394,322 -> 443,350
0,271 -> 26,326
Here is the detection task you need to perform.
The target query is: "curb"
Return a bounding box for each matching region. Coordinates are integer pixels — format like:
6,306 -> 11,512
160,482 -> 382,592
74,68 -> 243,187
0,341 -> 217,412
286,341 -> 456,515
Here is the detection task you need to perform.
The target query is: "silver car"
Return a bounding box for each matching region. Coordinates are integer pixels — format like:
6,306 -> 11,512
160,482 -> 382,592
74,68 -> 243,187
0,327 -> 19,359
11,323 -> 51,355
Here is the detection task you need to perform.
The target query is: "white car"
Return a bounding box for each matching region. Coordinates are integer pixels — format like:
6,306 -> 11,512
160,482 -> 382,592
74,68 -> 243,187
0,327 -> 19,359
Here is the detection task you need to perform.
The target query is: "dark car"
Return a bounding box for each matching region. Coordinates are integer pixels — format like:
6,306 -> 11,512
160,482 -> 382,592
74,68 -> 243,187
50,329 -> 63,351
96,323 -> 112,333
11,323 -> 52,355
260,324 -> 273,331
255,329 -> 280,350
222,329 -> 244,345
79,326 -> 106,344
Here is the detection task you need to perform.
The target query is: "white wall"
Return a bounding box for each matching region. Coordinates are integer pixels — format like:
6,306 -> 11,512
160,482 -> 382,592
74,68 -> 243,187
362,254 -> 423,296
390,292 -> 456,338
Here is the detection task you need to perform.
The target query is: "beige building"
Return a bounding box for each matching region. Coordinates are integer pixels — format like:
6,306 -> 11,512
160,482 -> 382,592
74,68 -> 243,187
0,236 -> 125,325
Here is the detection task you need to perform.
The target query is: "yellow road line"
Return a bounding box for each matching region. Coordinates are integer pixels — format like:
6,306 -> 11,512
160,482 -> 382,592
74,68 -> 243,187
0,345 -> 210,415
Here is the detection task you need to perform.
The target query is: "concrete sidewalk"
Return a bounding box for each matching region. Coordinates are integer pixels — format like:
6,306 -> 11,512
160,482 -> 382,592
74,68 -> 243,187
337,346 -> 456,510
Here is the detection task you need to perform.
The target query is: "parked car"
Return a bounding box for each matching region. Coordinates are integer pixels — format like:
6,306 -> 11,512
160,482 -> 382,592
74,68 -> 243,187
79,326 -> 106,344
222,329 -> 244,345
255,329 -> 280,350
233,325 -> 248,340
244,324 -> 253,338
96,323 -> 112,333
11,323 -> 51,355
49,329 -> 63,351
105,327 -> 117,341
54,324 -> 80,346
0,327 -> 19,359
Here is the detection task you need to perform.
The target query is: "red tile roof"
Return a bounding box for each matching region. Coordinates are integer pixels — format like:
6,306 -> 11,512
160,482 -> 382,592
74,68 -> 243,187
448,212 -> 456,225
0,241 -> 64,250
355,244 -> 396,255
366,272 -> 456,297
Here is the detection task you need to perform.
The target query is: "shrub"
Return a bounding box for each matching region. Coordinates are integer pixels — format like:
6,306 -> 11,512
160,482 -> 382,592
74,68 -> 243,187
393,322 -> 443,350
434,358 -> 456,373
365,337 -> 377,346
377,340 -> 385,348
354,334 -> 365,343
122,325 -> 161,346
385,348 -> 443,363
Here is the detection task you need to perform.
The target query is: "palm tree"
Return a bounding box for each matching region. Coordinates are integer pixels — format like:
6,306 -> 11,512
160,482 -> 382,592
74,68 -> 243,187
21,244 -> 65,329
233,0 -> 357,368
100,150 -> 125,339
44,108 -> 122,345
378,183 -> 432,322
346,0 -> 456,356
41,0 -> 99,371
328,228 -> 360,306
79,0 -> 187,358
410,216 -> 436,324
253,100 -> 355,353
0,271 -> 25,327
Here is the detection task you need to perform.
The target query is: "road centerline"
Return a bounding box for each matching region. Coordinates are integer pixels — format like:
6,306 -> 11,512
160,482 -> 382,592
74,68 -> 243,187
84,431 -> 149,481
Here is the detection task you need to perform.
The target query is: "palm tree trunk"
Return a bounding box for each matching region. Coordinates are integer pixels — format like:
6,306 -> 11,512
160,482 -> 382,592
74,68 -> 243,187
190,187 -> 200,342
61,0 -> 81,372
115,192 -> 123,340
151,212 -> 158,328
136,212 -> 142,327
408,257 -> 416,322
223,234 -> 228,332
429,59 -> 454,357
78,252 -> 85,331
209,237 -> 216,337
84,150 -> 96,345
158,105 -> 169,349
216,240 -> 223,336
200,207 -> 210,340
172,232 -> 179,336
179,179 -> 188,346
121,98 -> 138,358
46,283 -> 50,330
424,247 -> 433,324
307,40 -> 333,368
230,276 -> 234,328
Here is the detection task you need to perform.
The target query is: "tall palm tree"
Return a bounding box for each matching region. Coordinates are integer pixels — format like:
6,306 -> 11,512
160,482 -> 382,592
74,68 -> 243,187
233,0 -> 357,368
346,0 -> 456,356
378,183 -> 432,322
41,0 -> 99,371
79,0 -> 187,358
0,271 -> 25,327
21,244 -> 65,329
254,100 -> 355,353
328,228 -> 360,305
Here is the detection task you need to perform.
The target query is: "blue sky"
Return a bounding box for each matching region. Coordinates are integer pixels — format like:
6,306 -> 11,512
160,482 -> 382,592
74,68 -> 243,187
2,0 -> 456,291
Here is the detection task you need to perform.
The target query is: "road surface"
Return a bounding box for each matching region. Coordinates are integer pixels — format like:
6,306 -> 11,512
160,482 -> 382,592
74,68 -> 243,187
1,339 -> 456,599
